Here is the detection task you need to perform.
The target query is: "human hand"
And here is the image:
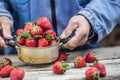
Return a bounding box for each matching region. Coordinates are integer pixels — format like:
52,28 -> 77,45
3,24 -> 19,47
0,16 -> 13,48
60,15 -> 91,50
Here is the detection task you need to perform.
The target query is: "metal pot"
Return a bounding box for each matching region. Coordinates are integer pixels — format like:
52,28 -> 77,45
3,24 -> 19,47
5,37 -> 70,64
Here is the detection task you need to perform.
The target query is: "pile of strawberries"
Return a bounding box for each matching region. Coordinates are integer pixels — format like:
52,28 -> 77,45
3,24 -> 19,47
0,58 -> 25,80
53,51 -> 107,80
16,17 -> 57,47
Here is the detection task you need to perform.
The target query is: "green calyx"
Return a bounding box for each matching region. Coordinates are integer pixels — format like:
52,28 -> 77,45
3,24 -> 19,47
74,58 -> 79,66
34,35 -> 43,39
93,71 -> 101,80
1,59 -> 9,66
61,62 -> 69,73
32,25 -> 39,32
46,34 -> 53,42
93,52 -> 99,65
16,35 -> 21,42
20,30 -> 32,38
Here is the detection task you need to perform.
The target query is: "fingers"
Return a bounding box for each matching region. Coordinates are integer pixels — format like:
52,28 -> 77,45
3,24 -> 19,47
60,17 -> 78,39
1,21 -> 13,39
62,27 -> 88,50
61,15 -> 91,50
0,16 -> 13,48
0,16 -> 13,39
0,36 -> 7,48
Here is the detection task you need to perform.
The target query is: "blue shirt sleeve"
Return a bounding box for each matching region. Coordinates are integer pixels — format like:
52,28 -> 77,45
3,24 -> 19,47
78,0 -> 120,44
0,1 -> 13,21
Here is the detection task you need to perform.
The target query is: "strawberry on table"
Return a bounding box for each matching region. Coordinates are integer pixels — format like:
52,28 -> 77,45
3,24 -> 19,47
74,56 -> 86,68
94,63 -> 106,77
85,67 -> 100,80
56,51 -> 69,61
38,38 -> 49,47
53,61 -> 69,74
30,25 -> 43,37
0,58 -> 12,66
10,68 -> 25,80
25,38 -> 37,47
37,17 -> 52,29
85,52 -> 97,63
16,28 -> 24,36
0,65 -> 13,78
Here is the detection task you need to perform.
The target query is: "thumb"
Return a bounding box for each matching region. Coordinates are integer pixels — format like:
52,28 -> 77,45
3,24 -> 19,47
60,18 -> 78,39
1,20 -> 13,40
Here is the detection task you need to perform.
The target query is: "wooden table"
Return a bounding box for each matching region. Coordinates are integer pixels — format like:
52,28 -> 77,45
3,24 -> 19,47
0,46 -> 120,80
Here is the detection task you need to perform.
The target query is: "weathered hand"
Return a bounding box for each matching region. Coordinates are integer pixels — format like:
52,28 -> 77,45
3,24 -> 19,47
60,15 -> 91,50
0,16 -> 13,48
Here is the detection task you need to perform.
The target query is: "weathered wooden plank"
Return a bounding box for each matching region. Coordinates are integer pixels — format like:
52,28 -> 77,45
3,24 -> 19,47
0,46 -> 120,80
1,58 -> 120,80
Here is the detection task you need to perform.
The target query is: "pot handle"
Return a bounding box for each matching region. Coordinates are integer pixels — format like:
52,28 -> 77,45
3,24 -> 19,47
59,35 -> 71,46
5,39 -> 17,48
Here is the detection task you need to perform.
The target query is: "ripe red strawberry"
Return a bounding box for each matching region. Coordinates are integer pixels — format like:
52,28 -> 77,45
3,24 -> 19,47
85,67 -> 100,80
10,68 -> 25,80
17,36 -> 25,45
45,29 -> 56,41
85,52 -> 97,63
56,51 -> 69,61
24,22 -> 34,31
30,25 -> 43,37
37,17 -> 52,29
0,65 -> 13,78
74,56 -> 86,68
0,65 -> 2,71
0,58 -> 12,66
38,38 -> 49,47
94,63 -> 106,77
25,38 -> 37,47
53,61 -> 69,74
49,39 -> 57,46
16,28 -> 24,36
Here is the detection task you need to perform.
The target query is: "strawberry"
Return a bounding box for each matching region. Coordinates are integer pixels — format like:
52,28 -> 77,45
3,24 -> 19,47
53,61 -> 69,74
0,58 -> 12,66
45,29 -> 56,41
0,65 -> 2,71
37,17 -> 52,29
0,65 -> 13,78
85,67 -> 100,80
85,52 -> 97,63
56,51 -> 69,61
30,25 -> 43,37
94,63 -> 106,77
25,38 -> 37,47
17,36 -> 25,45
16,28 -> 24,36
20,30 -> 32,38
49,39 -> 57,46
74,56 -> 86,68
38,38 -> 49,47
24,22 -> 34,31
10,68 -> 25,80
